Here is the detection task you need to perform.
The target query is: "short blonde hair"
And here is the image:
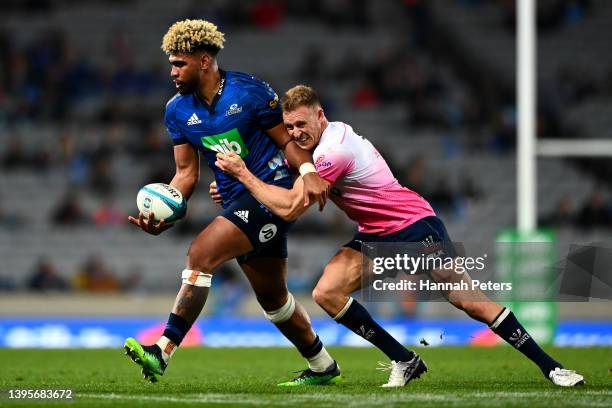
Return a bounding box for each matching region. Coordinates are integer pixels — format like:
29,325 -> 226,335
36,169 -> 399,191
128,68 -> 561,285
281,85 -> 321,112
161,19 -> 225,55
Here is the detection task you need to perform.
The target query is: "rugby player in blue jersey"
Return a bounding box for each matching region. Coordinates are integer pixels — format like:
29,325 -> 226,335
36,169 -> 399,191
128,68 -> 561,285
124,20 -> 339,386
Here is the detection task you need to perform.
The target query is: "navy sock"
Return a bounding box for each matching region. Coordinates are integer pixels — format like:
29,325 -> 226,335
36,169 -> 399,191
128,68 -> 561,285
490,308 -> 561,377
297,335 -> 323,359
336,299 -> 414,362
162,313 -> 192,346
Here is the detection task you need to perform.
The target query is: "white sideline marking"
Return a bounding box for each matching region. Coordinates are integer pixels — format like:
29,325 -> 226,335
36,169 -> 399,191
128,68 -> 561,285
80,390 -> 612,407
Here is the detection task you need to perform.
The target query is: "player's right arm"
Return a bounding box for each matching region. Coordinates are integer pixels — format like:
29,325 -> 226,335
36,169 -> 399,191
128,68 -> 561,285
215,152 -> 310,221
169,143 -> 199,200
128,144 -> 199,235
129,99 -> 200,235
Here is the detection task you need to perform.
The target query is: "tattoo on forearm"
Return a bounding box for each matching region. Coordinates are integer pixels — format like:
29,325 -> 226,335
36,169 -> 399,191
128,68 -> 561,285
173,285 -> 209,324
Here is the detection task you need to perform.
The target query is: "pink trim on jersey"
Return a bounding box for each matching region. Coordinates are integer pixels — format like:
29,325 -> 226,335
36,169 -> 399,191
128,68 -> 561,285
314,122 -> 435,235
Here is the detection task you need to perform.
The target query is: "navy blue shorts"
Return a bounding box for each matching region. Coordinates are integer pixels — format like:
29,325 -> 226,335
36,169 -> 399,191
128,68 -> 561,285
221,191 -> 292,263
344,216 -> 458,259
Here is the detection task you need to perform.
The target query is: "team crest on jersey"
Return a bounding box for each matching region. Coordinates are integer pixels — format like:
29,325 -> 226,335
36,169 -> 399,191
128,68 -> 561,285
225,103 -> 243,116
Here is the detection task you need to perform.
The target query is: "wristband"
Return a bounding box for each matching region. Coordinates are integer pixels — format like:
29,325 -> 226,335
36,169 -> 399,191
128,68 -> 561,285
299,162 -> 317,176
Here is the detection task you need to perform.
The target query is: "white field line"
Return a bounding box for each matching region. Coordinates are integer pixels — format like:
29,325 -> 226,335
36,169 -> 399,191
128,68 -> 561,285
80,390 -> 612,407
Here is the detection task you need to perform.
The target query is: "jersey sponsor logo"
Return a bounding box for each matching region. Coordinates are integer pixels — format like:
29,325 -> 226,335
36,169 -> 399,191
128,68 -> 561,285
225,103 -> 243,116
269,94 -> 279,109
259,223 -> 277,242
201,128 -> 249,157
314,154 -> 332,169
187,113 -> 202,126
234,210 -> 249,223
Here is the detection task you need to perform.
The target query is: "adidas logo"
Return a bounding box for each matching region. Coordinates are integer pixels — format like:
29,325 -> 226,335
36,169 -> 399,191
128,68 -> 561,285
187,113 -> 202,126
234,210 -> 249,223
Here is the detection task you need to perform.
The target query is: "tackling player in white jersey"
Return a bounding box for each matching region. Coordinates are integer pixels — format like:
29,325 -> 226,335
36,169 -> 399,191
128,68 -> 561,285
213,85 -> 584,388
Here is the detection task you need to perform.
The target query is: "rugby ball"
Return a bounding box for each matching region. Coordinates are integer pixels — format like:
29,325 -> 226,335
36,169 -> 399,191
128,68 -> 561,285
136,183 -> 187,223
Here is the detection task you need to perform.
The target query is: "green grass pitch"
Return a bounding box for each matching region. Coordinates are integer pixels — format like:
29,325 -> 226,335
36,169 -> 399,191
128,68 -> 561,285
0,347 -> 610,407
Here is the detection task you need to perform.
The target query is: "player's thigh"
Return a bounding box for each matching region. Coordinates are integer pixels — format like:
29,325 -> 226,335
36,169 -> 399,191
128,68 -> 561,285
187,216 -> 253,271
239,257 -> 289,310
430,266 -> 491,305
316,247 -> 363,295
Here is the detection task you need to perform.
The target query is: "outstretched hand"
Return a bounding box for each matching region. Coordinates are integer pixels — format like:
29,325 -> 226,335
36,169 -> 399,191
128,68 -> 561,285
127,212 -> 173,235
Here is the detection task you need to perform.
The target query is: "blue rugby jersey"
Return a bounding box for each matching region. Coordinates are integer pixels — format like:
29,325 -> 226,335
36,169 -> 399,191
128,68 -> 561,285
164,70 -> 292,208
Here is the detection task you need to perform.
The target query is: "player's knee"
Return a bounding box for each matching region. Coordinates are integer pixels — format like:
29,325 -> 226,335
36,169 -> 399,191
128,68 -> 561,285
256,291 -> 286,311
312,285 -> 335,309
262,292 -> 295,323
186,243 -> 216,273
453,300 -> 486,319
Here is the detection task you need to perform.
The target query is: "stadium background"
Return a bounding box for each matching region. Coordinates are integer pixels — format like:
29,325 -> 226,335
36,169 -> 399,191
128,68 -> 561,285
0,0 -> 610,349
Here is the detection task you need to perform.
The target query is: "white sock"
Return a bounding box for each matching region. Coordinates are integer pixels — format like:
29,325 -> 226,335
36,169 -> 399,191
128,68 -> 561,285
307,346 -> 335,373
155,336 -> 177,364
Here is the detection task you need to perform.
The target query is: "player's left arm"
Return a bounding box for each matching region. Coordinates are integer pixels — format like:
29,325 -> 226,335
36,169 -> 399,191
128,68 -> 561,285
215,152 -> 310,221
265,123 -> 330,210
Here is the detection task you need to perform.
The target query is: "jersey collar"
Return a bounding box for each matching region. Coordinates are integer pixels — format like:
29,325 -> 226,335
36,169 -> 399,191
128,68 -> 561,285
195,69 -> 227,114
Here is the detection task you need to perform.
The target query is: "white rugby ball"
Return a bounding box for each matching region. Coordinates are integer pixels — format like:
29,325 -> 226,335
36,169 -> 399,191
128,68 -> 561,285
136,183 -> 187,223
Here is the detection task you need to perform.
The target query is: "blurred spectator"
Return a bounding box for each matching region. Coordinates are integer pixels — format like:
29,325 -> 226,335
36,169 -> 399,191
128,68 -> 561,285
127,123 -> 170,160
92,198 -> 126,227
51,189 -> 88,226
26,257 -> 69,291
0,275 -> 17,291
297,46 -> 327,83
0,200 -> 27,230
540,196 -> 575,228
209,263 -> 247,315
250,0 -> 285,29
458,176 -> 483,202
122,265 -> 143,292
403,0 -> 433,47
2,139 -> 29,170
89,156 -> 115,195
428,178 -> 456,213
73,255 -> 121,292
350,80 -> 379,109
401,155 -> 428,194
576,191 -> 611,229
2,138 -> 52,172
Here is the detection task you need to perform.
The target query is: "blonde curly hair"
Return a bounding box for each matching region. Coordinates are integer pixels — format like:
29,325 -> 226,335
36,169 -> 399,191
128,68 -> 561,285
281,85 -> 321,112
161,19 -> 225,55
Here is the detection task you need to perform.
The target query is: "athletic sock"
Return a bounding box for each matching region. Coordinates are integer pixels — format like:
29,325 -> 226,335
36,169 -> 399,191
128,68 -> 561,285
296,335 -> 335,373
157,312 -> 192,362
490,307 -> 561,377
335,298 -> 414,362
155,336 -> 177,364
